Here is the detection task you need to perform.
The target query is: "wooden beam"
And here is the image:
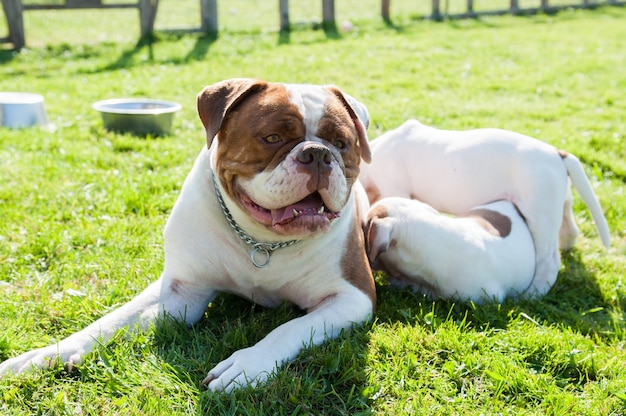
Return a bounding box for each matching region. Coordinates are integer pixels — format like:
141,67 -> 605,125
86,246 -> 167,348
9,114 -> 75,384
22,3 -> 138,10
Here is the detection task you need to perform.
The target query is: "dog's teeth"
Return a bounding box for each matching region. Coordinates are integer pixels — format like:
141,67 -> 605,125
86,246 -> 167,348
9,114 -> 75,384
318,206 -> 325,214
293,209 -> 300,217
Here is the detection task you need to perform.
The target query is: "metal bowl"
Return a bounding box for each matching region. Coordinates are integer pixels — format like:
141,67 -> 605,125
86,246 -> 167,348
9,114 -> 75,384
0,92 -> 52,129
92,98 -> 182,136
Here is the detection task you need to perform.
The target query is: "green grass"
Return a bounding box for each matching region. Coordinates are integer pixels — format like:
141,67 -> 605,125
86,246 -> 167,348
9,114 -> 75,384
1,1 -> 626,414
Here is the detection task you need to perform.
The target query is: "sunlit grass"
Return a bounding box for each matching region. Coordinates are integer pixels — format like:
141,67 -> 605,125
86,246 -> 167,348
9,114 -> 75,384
1,3 -> 625,415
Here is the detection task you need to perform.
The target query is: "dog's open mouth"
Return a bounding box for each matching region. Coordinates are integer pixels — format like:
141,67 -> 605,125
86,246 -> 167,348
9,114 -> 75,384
239,192 -> 340,235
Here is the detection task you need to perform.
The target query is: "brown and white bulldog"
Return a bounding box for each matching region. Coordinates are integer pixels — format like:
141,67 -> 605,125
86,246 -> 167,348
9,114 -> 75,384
0,79 -> 376,392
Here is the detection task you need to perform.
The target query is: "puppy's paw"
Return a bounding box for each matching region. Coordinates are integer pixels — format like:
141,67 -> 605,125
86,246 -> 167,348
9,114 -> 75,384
202,346 -> 277,393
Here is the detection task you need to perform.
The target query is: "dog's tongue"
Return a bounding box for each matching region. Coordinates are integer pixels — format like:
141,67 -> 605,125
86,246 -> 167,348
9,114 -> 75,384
271,193 -> 323,225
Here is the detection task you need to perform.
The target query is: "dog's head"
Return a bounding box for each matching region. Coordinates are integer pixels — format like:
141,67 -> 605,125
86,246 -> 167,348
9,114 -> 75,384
365,197 -> 439,269
197,78 -> 371,238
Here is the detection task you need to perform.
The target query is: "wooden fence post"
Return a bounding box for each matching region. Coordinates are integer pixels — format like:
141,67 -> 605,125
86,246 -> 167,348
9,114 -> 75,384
381,0 -> 390,21
138,0 -> 158,38
279,0 -> 289,31
322,0 -> 334,25
1,0 -> 25,50
432,0 -> 441,19
200,0 -> 218,32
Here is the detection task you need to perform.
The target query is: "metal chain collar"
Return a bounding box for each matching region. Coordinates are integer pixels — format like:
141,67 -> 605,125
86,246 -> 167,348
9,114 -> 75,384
211,169 -> 300,268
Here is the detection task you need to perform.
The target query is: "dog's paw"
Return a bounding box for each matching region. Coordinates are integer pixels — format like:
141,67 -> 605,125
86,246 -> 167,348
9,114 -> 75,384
0,343 -> 85,376
202,346 -> 278,393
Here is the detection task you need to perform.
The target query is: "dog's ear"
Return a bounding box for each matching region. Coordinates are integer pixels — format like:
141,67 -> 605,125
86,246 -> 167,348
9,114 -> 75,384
366,204 -> 393,262
366,217 -> 392,262
326,86 -> 372,164
197,78 -> 268,148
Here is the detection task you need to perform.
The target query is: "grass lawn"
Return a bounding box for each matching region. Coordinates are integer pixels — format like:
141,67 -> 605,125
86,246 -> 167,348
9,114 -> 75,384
1,1 -> 626,414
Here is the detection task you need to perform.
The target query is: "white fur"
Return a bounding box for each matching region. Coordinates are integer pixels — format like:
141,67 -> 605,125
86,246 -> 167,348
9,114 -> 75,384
0,82 -> 374,393
367,198 -> 535,303
359,120 -> 610,297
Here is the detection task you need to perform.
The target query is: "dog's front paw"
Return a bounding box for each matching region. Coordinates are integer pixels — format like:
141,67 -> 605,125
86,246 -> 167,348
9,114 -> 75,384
202,346 -> 278,393
0,342 -> 86,376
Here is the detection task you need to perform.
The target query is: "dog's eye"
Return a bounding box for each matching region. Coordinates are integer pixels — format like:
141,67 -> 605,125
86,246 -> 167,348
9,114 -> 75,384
333,139 -> 347,149
263,134 -> 281,144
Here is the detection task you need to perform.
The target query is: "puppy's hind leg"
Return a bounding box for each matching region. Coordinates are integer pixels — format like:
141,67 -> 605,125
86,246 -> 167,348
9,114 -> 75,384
517,184 -> 565,298
522,210 -> 562,298
559,183 -> 580,251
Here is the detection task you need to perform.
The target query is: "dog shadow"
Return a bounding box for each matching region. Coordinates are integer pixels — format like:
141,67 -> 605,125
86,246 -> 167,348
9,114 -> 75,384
375,247 -> 618,334
147,293 -> 373,413
148,248 -> 614,412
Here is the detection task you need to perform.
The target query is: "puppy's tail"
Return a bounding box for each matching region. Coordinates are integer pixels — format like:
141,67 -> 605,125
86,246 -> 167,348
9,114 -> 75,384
561,151 -> 611,248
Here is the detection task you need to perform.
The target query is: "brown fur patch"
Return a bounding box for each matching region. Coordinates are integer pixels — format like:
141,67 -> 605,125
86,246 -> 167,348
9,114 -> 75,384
342,201 -> 376,309
367,204 -> 389,221
557,149 -> 569,159
213,83 -> 306,199
463,208 -> 512,238
325,86 -> 371,163
197,78 -> 269,147
318,93 -> 363,184
209,83 -> 364,205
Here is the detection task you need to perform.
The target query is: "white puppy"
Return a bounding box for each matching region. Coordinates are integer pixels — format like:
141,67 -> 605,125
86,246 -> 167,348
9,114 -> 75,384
366,197 -> 535,303
359,119 -> 611,297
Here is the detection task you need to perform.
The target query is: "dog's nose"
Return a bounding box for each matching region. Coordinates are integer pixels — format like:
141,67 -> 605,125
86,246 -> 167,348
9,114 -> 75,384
297,144 -> 332,167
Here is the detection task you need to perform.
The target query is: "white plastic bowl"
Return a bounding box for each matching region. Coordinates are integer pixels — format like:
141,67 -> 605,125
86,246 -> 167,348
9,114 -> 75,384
92,98 -> 182,135
0,92 -> 51,129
